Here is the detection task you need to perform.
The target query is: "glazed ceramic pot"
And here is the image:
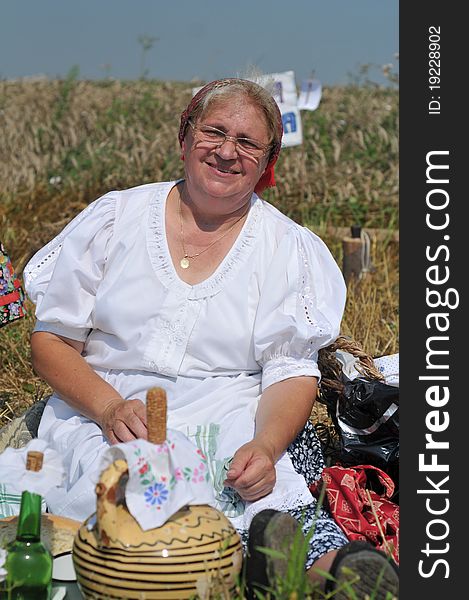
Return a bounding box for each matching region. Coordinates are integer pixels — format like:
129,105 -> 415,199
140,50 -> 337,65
72,459 -> 243,599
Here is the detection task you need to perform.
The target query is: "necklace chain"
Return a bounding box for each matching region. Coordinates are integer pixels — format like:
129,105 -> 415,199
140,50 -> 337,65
178,195 -> 248,269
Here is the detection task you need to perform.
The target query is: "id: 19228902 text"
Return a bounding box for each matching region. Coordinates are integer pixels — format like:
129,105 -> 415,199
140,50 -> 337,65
428,26 -> 441,115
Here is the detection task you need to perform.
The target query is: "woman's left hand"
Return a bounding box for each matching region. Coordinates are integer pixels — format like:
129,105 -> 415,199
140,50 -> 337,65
223,440 -> 276,502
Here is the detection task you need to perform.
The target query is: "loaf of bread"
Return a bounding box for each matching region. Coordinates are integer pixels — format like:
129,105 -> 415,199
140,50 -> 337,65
0,513 -> 80,556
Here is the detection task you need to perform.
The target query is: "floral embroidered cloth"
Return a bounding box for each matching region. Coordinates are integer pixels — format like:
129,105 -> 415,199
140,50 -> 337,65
310,464 -> 399,564
0,241 -> 26,328
96,432 -> 217,530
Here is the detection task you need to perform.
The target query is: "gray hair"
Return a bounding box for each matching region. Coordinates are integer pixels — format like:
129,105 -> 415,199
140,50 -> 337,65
190,79 -> 282,158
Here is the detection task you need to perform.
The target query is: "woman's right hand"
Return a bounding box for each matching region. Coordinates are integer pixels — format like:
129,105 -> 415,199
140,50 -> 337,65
30,332 -> 149,444
100,398 -> 148,444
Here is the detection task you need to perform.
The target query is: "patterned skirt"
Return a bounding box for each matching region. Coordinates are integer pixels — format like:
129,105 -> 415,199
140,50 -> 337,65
237,421 -> 348,569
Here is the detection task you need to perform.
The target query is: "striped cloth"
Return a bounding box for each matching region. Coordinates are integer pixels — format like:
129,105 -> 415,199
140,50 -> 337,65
0,483 -> 47,519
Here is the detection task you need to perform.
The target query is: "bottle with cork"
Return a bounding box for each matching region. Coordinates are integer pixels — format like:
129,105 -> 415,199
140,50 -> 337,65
3,450 -> 52,599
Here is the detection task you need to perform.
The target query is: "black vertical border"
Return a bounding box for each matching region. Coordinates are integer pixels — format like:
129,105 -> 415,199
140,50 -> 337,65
400,2 -> 465,597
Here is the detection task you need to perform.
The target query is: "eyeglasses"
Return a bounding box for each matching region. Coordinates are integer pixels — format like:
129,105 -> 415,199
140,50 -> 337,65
187,119 -> 270,159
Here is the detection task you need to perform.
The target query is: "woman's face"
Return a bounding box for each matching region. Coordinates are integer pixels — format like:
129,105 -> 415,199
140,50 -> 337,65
182,97 -> 271,214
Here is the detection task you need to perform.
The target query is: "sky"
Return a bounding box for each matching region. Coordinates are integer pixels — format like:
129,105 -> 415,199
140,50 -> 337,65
1,0 -> 398,86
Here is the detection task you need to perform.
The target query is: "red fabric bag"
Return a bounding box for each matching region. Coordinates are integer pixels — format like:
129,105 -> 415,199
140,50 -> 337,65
310,464 -> 399,564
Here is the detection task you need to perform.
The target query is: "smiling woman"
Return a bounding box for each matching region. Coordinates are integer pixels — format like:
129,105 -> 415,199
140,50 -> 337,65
22,78 -> 398,597
168,80 -> 280,284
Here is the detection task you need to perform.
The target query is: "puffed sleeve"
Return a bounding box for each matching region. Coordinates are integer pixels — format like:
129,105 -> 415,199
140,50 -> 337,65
23,192 -> 117,341
254,226 -> 346,392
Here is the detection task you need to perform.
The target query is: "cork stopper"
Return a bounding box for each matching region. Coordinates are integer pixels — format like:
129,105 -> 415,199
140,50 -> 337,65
146,387 -> 167,444
26,450 -> 44,472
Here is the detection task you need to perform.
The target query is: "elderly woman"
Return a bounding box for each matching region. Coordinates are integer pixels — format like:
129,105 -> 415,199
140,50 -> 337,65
24,78 -> 398,596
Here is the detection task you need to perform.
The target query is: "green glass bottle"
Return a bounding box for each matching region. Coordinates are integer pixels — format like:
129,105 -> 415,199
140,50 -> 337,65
3,451 -> 52,599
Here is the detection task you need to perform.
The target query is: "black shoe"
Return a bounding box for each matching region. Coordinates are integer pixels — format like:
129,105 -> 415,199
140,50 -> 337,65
325,540 -> 399,599
245,509 -> 304,599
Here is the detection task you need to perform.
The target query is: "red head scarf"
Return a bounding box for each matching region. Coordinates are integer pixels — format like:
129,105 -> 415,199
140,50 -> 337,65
178,78 -> 283,195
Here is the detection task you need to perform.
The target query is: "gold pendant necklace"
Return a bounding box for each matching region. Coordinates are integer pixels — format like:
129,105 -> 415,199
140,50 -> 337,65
178,195 -> 248,269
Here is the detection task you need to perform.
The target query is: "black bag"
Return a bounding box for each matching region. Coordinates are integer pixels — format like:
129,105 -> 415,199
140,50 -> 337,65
320,377 -> 399,500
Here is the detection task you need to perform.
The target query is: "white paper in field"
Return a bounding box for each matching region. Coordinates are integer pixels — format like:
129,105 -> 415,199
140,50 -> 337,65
277,104 -> 303,147
249,70 -> 303,146
255,70 -> 298,106
298,79 -> 322,111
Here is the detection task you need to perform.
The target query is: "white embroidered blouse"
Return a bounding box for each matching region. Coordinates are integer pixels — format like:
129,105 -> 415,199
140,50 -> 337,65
23,180 -> 346,527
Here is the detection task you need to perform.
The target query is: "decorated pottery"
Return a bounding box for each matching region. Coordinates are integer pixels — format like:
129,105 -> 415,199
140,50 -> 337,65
72,459 -> 243,599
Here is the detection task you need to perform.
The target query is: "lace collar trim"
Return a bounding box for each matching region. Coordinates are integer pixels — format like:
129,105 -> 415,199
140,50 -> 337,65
146,181 -> 263,299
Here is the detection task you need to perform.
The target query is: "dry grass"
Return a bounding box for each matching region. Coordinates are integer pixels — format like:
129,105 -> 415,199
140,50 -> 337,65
0,78 -> 398,427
